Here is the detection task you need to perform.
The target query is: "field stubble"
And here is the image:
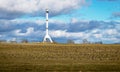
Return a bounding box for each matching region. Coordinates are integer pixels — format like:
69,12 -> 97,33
0,43 -> 120,72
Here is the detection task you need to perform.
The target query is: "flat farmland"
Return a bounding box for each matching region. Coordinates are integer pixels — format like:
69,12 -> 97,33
0,43 -> 120,72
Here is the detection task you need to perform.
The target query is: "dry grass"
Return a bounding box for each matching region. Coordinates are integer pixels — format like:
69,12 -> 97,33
0,43 -> 120,72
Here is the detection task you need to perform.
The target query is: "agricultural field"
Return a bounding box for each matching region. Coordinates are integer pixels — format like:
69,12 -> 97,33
0,43 -> 120,72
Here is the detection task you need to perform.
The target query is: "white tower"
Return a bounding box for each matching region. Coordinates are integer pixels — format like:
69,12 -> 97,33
43,9 -> 53,43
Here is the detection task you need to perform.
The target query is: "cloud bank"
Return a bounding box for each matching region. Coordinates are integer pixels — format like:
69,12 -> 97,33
0,0 -> 85,19
0,19 -> 120,44
112,12 -> 120,18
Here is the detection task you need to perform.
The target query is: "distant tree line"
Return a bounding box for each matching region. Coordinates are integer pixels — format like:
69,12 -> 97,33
67,39 -> 75,44
82,39 -> 103,44
0,39 -> 106,44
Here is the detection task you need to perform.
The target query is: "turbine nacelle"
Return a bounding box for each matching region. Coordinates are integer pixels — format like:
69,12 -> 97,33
46,9 -> 49,13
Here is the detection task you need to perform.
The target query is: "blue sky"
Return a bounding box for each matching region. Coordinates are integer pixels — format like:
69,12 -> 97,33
0,0 -> 120,44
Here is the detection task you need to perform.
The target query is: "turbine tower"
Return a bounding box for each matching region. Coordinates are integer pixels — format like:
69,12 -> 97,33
43,9 -> 53,43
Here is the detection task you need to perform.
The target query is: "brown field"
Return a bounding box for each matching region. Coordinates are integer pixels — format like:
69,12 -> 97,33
0,43 -> 120,72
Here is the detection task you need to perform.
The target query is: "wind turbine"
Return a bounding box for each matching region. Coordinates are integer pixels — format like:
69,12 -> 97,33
43,9 -> 53,43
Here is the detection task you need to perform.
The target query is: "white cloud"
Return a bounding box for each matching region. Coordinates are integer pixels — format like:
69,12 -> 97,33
14,27 -> 34,36
0,0 -> 85,14
13,18 -> 46,25
71,18 -> 78,23
67,32 -> 85,38
104,37 -> 118,41
35,20 -> 45,25
74,40 -> 82,44
115,23 -> 120,30
0,35 -> 2,37
50,30 -> 67,37
71,18 -> 90,24
50,30 -> 88,38
93,34 -> 102,38
91,29 -> 102,38
91,29 -> 100,33
102,37 -> 119,43
49,28 -> 119,43
0,0 -> 38,13
105,29 -> 118,35
49,19 -> 67,24
13,17 -> 68,25
26,27 -> 34,34
11,38 -> 17,41
39,0 -> 85,13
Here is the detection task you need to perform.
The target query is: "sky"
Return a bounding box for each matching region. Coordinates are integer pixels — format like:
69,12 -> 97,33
0,0 -> 120,44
